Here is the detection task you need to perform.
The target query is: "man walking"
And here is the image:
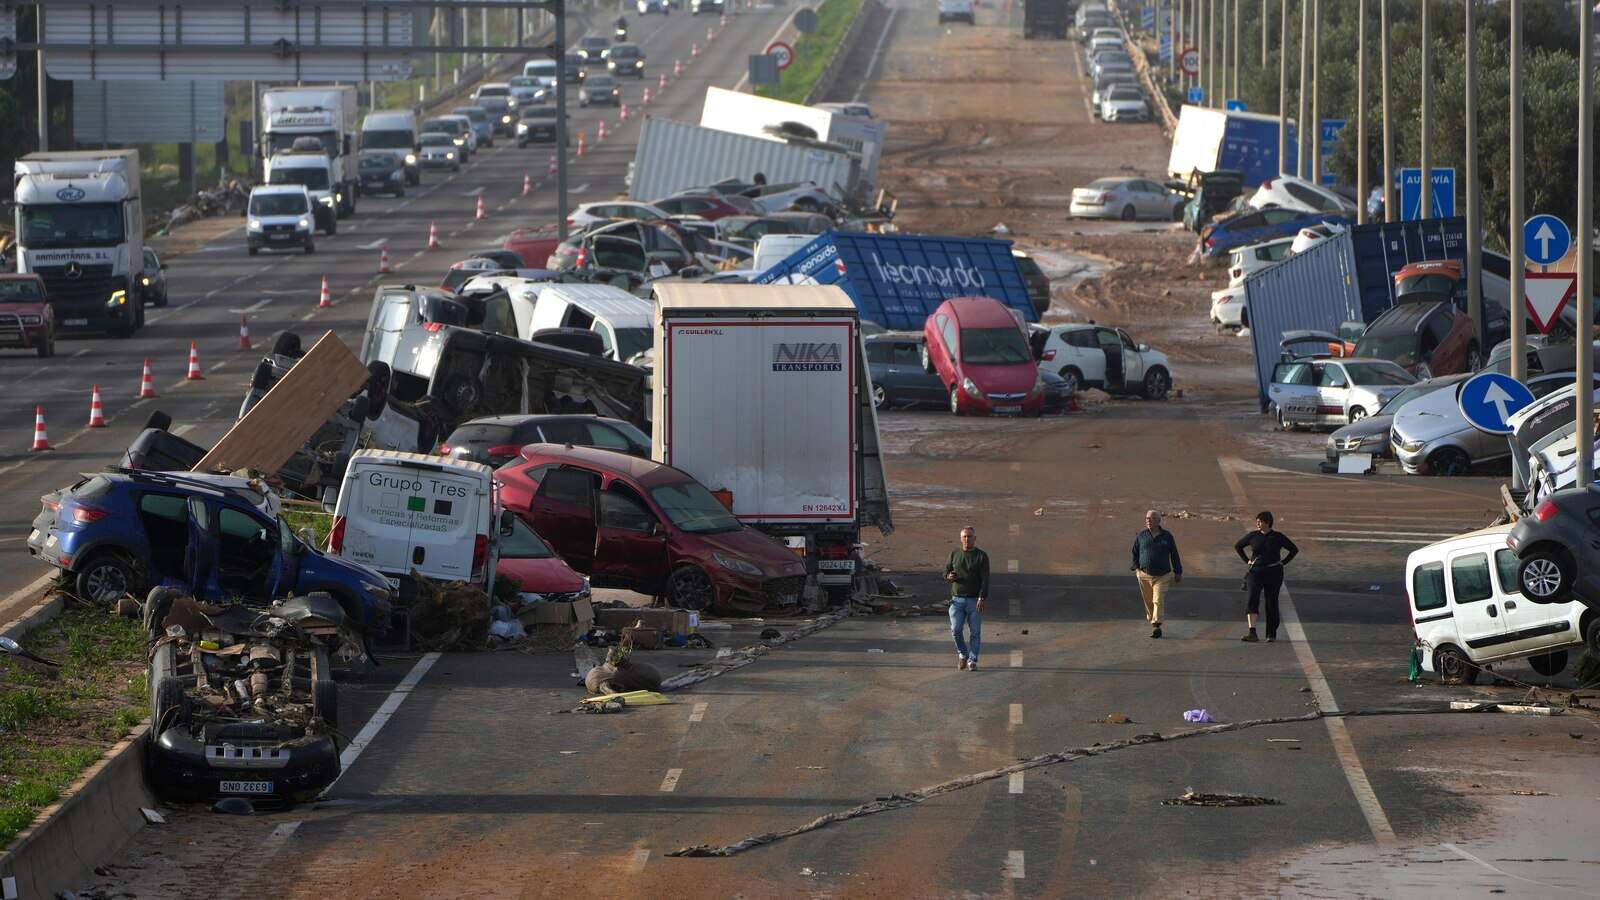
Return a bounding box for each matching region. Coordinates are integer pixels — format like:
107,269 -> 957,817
945,526 -> 989,670
1234,511 -> 1299,642
1132,510 -> 1181,639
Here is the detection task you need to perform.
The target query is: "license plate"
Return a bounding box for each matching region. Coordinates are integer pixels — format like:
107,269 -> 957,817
266,234 -> 292,241
994,405 -> 1022,414
64,318 -> 88,326
219,780 -> 274,795
818,560 -> 854,571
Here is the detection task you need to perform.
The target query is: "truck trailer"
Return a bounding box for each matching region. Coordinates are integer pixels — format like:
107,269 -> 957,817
262,86 -> 360,219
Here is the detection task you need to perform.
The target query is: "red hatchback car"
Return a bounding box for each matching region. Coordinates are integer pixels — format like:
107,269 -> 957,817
0,274 -> 55,357
494,444 -> 808,613
921,296 -> 1043,416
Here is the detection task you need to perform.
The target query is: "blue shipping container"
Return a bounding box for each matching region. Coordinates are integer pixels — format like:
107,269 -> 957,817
1347,216 -> 1469,322
754,231 -> 1036,330
1220,116 -> 1298,188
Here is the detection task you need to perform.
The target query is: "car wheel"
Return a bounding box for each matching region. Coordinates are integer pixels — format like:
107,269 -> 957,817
1349,406 -> 1368,423
1527,649 -> 1569,677
872,383 -> 887,409
1142,368 -> 1170,400
1056,367 -> 1082,394
920,342 -> 936,375
148,641 -> 189,738
1428,447 -> 1470,477
441,372 -> 480,416
273,331 -> 304,358
1586,617 -> 1600,655
1519,549 -> 1573,602
1276,405 -> 1295,431
1434,646 -> 1479,685
667,565 -> 716,611
1172,202 -> 1186,222
949,387 -> 964,416
311,647 -> 338,727
75,552 -> 139,605
1121,204 -> 1137,221
36,336 -> 53,358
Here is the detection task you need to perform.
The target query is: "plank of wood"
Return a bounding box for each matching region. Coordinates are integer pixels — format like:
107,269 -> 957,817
193,331 -> 370,477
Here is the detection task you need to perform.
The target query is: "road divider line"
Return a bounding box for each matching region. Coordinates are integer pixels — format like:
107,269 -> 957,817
1009,772 -> 1023,794
69,348 -> 90,359
689,701 -> 707,723
358,238 -> 389,250
628,849 -> 651,872
1009,703 -> 1023,727
1009,597 -> 1020,617
1310,537 -> 1442,545
660,768 -> 683,792
1005,850 -> 1025,879
325,651 -> 440,793
1008,523 -> 1019,536
1009,650 -> 1021,668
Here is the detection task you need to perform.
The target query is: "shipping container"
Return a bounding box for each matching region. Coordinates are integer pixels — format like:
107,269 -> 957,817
753,231 -> 1036,330
1168,104 -> 1299,188
627,116 -> 853,203
699,87 -> 885,193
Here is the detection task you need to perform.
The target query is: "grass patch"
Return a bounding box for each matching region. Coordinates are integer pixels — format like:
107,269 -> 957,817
0,608 -> 148,850
283,503 -> 335,548
756,0 -> 865,104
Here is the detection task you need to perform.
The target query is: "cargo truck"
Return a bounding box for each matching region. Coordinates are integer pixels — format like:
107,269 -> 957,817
1023,0 -> 1073,38
261,86 -> 359,219
651,282 -> 892,604
13,149 -> 145,337
699,87 -> 886,196
754,231 -> 1038,330
1168,104 -> 1298,189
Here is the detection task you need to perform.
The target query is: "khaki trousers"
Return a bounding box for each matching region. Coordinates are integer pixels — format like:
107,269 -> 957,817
1136,571 -> 1174,625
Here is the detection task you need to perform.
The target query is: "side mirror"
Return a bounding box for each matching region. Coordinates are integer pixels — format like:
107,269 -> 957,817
296,527 -> 318,547
1138,343 -> 1150,352
500,509 -> 516,536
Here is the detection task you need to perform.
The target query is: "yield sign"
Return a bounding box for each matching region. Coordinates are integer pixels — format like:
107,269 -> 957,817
1525,271 -> 1578,334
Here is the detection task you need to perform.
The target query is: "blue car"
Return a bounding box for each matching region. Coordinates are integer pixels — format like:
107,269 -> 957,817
27,470 -> 393,637
1200,208 -> 1347,260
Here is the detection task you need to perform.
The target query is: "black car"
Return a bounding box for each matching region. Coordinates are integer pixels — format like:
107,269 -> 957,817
1039,368 -> 1074,415
576,36 -> 612,65
1013,251 -> 1050,318
440,413 -> 651,467
1508,488 -> 1600,629
140,247 -> 169,308
866,333 -> 947,409
357,151 -> 407,198
517,107 -> 568,147
606,42 -> 646,77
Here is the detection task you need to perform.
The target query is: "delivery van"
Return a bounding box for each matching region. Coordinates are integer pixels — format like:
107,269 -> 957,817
330,450 -> 498,595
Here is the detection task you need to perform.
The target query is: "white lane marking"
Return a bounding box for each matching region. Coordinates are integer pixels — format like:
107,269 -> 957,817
1009,703 -> 1023,727
229,298 -> 275,314
1010,650 -> 1022,668
1439,842 -> 1592,895
689,701 -> 708,723
358,238 -> 390,250
464,186 -> 485,197
1005,850 -> 1025,879
1006,559 -> 1019,573
659,768 -> 683,792
1008,523 -> 1019,536
325,651 -> 440,793
1083,95 -> 1094,118
70,348 -> 90,358
628,849 -> 651,872
207,360 -> 227,373
1009,772 -> 1023,794
1009,597 -> 1021,617
1311,537 -> 1442,545
264,820 -> 303,850
299,311 -> 317,321
172,424 -> 198,437
573,182 -> 591,194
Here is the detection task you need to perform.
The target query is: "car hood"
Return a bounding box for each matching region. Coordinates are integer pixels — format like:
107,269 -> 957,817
693,527 -> 807,577
1331,415 -> 1395,443
496,555 -> 586,593
1391,387 -> 1468,442
961,362 -> 1039,393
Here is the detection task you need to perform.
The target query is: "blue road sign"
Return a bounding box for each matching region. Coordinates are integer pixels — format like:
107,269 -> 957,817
1457,372 -> 1537,435
1141,5 -> 1155,29
1225,98 -> 1246,112
1159,34 -> 1173,62
1187,86 -> 1204,104
1399,167 -> 1456,221
1523,214 -> 1572,267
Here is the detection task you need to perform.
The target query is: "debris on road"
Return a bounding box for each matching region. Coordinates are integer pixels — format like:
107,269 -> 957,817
1097,713 -> 1135,724
410,574 -> 492,651
1182,709 -> 1218,724
1162,790 -> 1280,808
584,644 -> 664,695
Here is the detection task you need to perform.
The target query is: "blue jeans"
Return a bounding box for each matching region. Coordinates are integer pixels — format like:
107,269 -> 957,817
949,596 -> 982,662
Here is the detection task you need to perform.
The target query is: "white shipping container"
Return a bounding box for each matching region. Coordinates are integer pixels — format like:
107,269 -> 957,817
628,117 -> 853,202
699,86 -> 884,191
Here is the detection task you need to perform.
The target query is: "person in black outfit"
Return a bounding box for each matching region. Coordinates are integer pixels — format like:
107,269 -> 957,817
1234,511 -> 1298,643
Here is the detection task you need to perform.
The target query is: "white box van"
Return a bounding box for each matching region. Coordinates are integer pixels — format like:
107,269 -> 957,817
331,450 -> 498,591
1406,524 -> 1590,684
526,283 -> 653,363
751,234 -> 818,276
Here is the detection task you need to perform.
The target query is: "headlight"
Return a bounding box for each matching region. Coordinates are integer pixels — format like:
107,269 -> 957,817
517,122 -> 529,133
140,275 -> 151,286
961,377 -> 984,400
713,551 -> 762,576
405,153 -> 417,165
502,114 -> 513,124
608,61 -> 618,69
634,61 -> 644,68
1398,437 -> 1425,453
297,218 -> 311,230
247,218 -> 263,231
19,314 -> 41,325
365,583 -> 394,603
106,291 -> 127,308
447,151 -> 456,160
454,136 -> 465,145
335,192 -> 343,202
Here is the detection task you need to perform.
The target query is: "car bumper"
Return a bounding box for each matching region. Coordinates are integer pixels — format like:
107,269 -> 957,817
359,178 -> 402,192
50,305 -> 133,330
957,391 -> 1045,416
714,572 -> 805,610
1068,202 -> 1116,219
0,326 -> 51,349
519,130 -> 558,143
247,230 -> 312,248
148,726 -> 340,804
1395,442 -> 1430,474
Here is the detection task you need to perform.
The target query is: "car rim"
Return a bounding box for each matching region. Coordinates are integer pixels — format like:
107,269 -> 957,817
673,569 -> 714,610
1438,650 -> 1466,680
1059,370 -> 1078,392
85,564 -> 127,603
1524,558 -> 1563,598
1439,452 -> 1466,476
1148,371 -> 1168,398
1351,408 -> 1367,422
872,384 -> 886,408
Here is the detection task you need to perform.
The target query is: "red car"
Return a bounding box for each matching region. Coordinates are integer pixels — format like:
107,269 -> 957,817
494,444 -> 808,613
494,513 -> 590,598
921,296 -> 1044,416
650,193 -> 762,222
0,274 -> 55,357
503,228 -> 565,268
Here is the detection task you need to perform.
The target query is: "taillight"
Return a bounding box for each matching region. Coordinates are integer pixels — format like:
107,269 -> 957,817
1041,348 -> 1056,361
1261,178 -> 1274,189
1098,192 -> 1112,203
575,246 -> 587,268
1534,500 -> 1559,523
424,322 -> 445,332
1205,236 -> 1217,248
819,543 -> 850,559
472,534 -> 488,572
438,444 -> 453,455
329,516 -> 346,552
41,497 -> 59,513
72,506 -> 109,524
487,444 -> 522,464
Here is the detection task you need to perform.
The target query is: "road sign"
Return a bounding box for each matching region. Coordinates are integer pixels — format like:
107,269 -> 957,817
1159,31 -> 1173,63
1525,272 -> 1579,334
1187,86 -> 1205,104
1524,214 -> 1572,267
1398,167 -> 1456,221
1458,372 -> 1537,435
0,12 -> 13,79
794,8 -> 819,33
1225,99 -> 1246,112
766,40 -> 795,70
1180,47 -> 1199,76
74,81 -> 226,144
748,53 -> 780,85
1142,6 -> 1155,29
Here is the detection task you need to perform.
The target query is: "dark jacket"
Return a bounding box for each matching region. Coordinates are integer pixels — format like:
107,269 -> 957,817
945,547 -> 990,599
1131,528 -> 1182,577
1235,530 -> 1299,571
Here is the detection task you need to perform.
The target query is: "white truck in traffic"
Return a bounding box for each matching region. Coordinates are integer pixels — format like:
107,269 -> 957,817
651,283 -> 892,603
261,86 -> 359,223
13,149 -> 146,337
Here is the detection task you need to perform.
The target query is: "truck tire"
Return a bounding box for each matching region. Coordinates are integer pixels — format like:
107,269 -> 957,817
142,585 -> 185,637
144,411 -> 174,432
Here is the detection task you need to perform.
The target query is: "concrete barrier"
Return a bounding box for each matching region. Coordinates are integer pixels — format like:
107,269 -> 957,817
0,725 -> 155,900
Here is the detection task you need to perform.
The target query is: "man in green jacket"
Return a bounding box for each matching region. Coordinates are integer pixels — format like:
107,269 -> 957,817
945,525 -> 990,671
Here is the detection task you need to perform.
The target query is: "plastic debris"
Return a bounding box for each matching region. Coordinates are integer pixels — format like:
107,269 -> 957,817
866,648 -> 885,653
580,690 -> 672,706
140,807 -> 167,825
1097,713 -> 1134,724
1162,790 -> 1279,807
1182,709 -> 1217,724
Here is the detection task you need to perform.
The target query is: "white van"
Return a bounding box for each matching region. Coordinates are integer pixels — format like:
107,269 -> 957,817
525,283 -> 653,363
523,59 -> 559,88
751,234 -> 818,275
360,110 -> 420,185
331,450 -> 499,592
1406,524 -> 1591,684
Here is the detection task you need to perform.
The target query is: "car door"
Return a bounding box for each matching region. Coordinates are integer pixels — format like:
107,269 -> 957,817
897,340 -> 945,401
1491,546 -> 1579,655
592,478 -> 670,589
1267,361 -> 1318,422
1136,181 -> 1166,218
1118,329 -> 1147,384
527,465 -> 601,571
215,503 -> 283,599
1446,549 -> 1508,656
185,496 -> 217,599
1316,362 -> 1351,422
1094,327 -> 1125,390
1059,328 -> 1105,383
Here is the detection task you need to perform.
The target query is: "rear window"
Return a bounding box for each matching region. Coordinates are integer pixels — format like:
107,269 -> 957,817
70,476 -> 113,500
448,423 -> 515,446
1412,562 -> 1446,611
1347,364 -> 1414,386
500,515 -> 555,559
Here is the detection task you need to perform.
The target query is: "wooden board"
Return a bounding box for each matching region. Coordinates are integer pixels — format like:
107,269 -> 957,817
193,330 -> 370,476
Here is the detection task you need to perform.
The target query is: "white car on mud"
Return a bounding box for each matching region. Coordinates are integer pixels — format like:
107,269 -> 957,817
1269,354 -> 1416,430
1028,323 -> 1173,399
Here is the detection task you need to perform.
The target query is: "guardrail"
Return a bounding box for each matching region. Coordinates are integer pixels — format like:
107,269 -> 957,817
1114,6 -> 1178,135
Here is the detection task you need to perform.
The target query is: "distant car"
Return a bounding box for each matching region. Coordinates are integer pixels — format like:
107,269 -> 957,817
1324,373 -> 1471,466
472,83 -> 517,135
357,150 -> 407,198
637,0 -> 670,13
1248,175 -> 1360,216
1099,83 -> 1149,122
744,182 -> 837,215
1090,52 -> 1133,81
140,247 -> 169,309
691,0 -> 724,14
923,296 -> 1045,417
1012,250 -> 1051,318
417,132 -> 462,171
814,101 -> 873,118
1029,322 -> 1173,398
567,201 -> 670,231
1070,176 -> 1183,221
245,184 -> 319,253
517,107 -> 568,147
579,73 -> 621,107
576,35 -> 612,64
451,106 -> 495,147
715,213 -> 834,247
1268,354 -> 1416,430
549,220 -> 693,277
606,43 -> 646,77
1076,8 -> 1114,40
1509,489 -> 1600,618
1289,221 -> 1347,255
507,76 -> 543,108
441,414 -> 651,467
652,193 -> 757,221
421,116 -> 473,159
440,255 -> 521,292
938,0 -> 976,23
866,332 -> 948,409
1201,208 -> 1346,260
0,274 -> 54,357
1091,71 -> 1139,114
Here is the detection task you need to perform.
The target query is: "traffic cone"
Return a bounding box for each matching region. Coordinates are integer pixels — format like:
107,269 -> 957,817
30,406 -> 49,451
238,314 -> 253,351
707,27 -> 714,42
692,42 -> 699,58
720,13 -> 727,27
643,86 -> 652,106
597,120 -> 607,142
548,154 -> 558,176
522,172 -> 532,196
475,194 -> 486,221
185,341 -> 204,380
86,387 -> 106,428
674,59 -> 682,77
577,133 -> 586,158
139,359 -> 157,399
659,72 -> 668,91
318,275 -> 333,308
428,221 -> 441,250
378,246 -> 393,274
619,103 -> 628,122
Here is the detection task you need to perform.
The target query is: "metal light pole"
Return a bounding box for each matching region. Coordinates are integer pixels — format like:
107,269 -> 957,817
1262,0 -> 1268,67
1232,0 -> 1240,101
1357,0 -> 1366,224
1208,0 -> 1217,105
35,6 -> 46,151
1465,0 -> 1483,344
1577,0 -> 1594,487
1382,0 -> 1393,221
480,8 -> 489,68
1220,0 -> 1229,103
1297,0 -> 1308,179
1278,0 -> 1288,175
1420,0 -> 1432,220
1171,0 -> 1180,81
556,0 -> 570,241
1509,0 -> 1526,382
1311,0 -> 1320,184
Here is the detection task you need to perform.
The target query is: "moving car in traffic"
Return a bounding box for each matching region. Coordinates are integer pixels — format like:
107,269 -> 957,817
245,185 -> 319,254
0,274 -> 55,357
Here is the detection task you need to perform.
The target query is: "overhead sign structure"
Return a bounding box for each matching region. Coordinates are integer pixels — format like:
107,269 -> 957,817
1458,372 -> 1537,436
1187,86 -> 1204,104
1398,167 -> 1456,221
1225,99 -> 1246,112
766,40 -> 794,70
74,81 -> 225,144
1180,47 -> 1199,76
1524,214 -> 1572,268
1525,272 -> 1579,335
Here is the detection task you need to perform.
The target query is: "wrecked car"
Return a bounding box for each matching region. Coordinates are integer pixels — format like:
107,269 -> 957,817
146,590 -> 347,804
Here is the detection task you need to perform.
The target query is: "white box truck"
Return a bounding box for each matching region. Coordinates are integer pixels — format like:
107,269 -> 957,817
651,282 -> 892,602
13,149 -> 146,337
262,86 -> 360,218
700,86 -> 886,196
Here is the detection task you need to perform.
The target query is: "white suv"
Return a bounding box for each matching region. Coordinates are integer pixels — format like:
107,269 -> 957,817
1029,323 -> 1173,399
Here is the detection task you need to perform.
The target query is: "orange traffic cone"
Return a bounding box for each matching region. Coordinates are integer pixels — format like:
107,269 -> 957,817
707,27 -> 714,42
87,386 -> 106,428
659,72 -> 667,91
548,154 -> 558,176
597,120 -> 607,142
674,59 -> 682,77
238,315 -> 253,351
643,86 -> 652,106
318,275 -> 333,308
139,358 -> 157,399
692,41 -> 699,57
475,194 -> 486,221
522,172 -> 532,196
185,341 -> 204,380
577,134 -> 586,158
378,246 -> 392,274
30,406 -> 49,451
428,220 -> 441,250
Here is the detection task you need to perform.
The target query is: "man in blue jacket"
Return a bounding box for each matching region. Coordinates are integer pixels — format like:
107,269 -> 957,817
1131,509 -> 1182,639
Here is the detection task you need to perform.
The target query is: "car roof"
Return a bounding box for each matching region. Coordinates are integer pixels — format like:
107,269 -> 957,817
867,330 -> 922,343
1366,300 -> 1443,334
251,184 -> 310,194
537,283 -> 652,324
941,296 -> 1018,326
516,442 -> 689,487
103,469 -> 279,512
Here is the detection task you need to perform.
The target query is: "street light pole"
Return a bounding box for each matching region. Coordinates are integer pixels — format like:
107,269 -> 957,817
1297,0 -> 1308,179
1233,0 -> 1240,101
1220,0 -> 1229,103
1278,0 -> 1288,175
1576,0 -> 1594,487
1208,0 -> 1216,105
35,7 -> 46,151
1465,0 -> 1483,347
1509,0 -> 1526,382
1420,0 -> 1432,220
1382,0 -> 1394,221
1311,0 -> 1320,184
1357,0 -> 1366,224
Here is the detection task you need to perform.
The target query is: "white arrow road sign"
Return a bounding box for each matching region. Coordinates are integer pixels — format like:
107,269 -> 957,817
1525,272 -> 1578,334
1481,381 -> 1515,422
1534,222 -> 1557,260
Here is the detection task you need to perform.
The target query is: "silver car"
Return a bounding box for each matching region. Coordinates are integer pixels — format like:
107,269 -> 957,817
1269,357 -> 1416,430
1392,370 -> 1594,475
1324,373 -> 1470,465
1100,84 -> 1150,122
1070,177 -> 1183,221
